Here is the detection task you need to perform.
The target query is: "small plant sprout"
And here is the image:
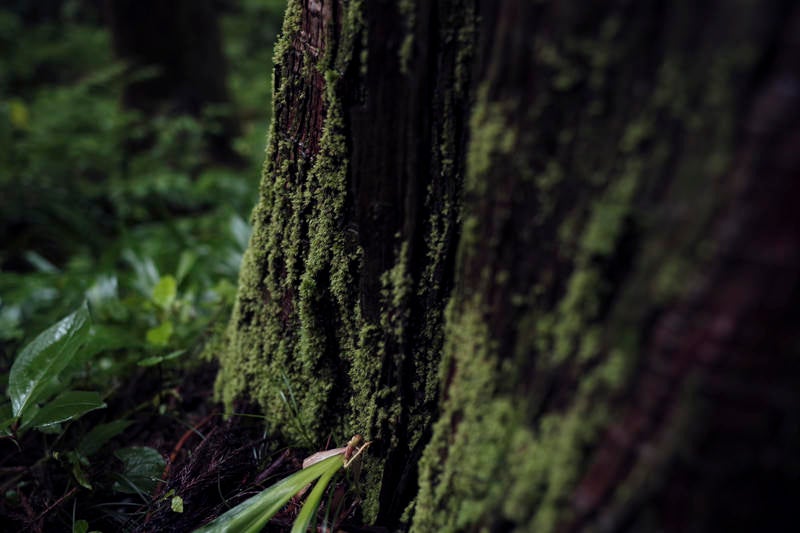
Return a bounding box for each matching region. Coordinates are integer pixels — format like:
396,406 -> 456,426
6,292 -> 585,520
302,434 -> 371,469
193,435 -> 372,533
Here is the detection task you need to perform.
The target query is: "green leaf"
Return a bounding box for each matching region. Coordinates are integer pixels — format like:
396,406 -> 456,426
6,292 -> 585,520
66,451 -> 93,490
291,457 -> 341,533
77,419 -> 132,457
0,403 -> 13,436
123,250 -> 160,296
24,251 -> 59,273
83,324 -> 139,357
163,349 -> 185,361
193,454 -> 343,533
229,213 -> 251,252
146,321 -> 173,346
137,356 -> 163,367
8,305 -> 91,420
171,495 -> 184,513
21,390 -> 106,430
176,251 -> 197,284
9,98 -> 29,129
73,519 -> 89,533
152,275 -> 177,309
86,275 -> 126,321
138,349 -> 184,367
113,446 -> 165,495
0,303 -> 23,341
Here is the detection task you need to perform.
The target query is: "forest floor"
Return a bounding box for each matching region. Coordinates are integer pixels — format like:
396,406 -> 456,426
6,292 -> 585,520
1,359 -> 366,531
0,2 -> 375,531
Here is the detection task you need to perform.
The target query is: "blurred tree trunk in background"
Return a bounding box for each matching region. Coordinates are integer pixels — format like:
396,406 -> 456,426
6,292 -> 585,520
1,0 -> 96,23
105,0 -> 242,165
218,0 -> 800,530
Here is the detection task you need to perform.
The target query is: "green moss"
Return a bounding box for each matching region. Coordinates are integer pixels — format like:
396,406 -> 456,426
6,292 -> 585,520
413,2 -> 763,530
579,171 -> 637,257
347,237 -> 431,519
413,294 -> 621,532
413,298 -> 496,531
577,326 -> 602,361
272,0 -> 300,66
453,5 -> 477,97
550,268 -> 601,364
381,240 -> 411,336
536,36 -> 582,92
216,0 -> 365,444
398,0 -> 415,75
619,119 -> 652,154
359,47 -> 369,77
464,84 -> 516,196
347,238 -> 413,449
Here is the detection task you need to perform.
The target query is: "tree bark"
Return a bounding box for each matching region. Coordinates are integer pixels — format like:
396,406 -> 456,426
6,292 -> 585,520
219,0 -> 800,530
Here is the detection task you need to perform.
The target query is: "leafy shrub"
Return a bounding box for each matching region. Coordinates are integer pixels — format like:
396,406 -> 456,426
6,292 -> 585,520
0,2 -> 287,530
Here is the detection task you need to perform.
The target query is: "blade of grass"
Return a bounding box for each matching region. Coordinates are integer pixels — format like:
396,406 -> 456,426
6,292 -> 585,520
291,458 -> 340,533
278,371 -> 315,448
193,454 -> 343,533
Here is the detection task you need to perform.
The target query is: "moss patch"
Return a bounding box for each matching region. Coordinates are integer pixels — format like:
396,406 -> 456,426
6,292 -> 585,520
215,0 -> 363,444
413,1 -> 762,530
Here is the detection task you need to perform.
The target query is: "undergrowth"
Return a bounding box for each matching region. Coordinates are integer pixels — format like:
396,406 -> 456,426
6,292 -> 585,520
0,2 -> 361,532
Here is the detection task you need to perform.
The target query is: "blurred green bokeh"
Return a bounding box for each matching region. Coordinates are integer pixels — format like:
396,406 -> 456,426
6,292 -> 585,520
0,0 -> 286,368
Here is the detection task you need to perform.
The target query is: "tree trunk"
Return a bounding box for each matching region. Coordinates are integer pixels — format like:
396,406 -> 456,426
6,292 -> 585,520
218,1 -> 800,530
105,0 -> 241,164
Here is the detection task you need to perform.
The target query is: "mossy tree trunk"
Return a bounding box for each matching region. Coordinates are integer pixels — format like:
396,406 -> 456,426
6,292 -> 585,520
218,0 -> 800,530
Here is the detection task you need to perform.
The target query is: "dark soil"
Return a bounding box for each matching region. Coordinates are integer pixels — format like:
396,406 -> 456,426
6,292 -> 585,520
0,361 -> 298,532
0,358 -> 384,532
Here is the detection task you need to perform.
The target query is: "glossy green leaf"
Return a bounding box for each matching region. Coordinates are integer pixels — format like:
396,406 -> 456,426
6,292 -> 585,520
73,519 -> 89,533
146,321 -> 173,346
8,305 -> 91,419
78,419 -> 132,456
152,275 -> 177,309
72,466 -> 92,490
56,324 -> 134,383
291,456 -> 341,533
194,454 -> 343,533
113,446 -> 165,495
21,390 -> 105,430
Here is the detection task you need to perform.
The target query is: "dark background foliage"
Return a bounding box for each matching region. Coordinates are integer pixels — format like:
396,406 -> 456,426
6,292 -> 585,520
0,2 -> 289,531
